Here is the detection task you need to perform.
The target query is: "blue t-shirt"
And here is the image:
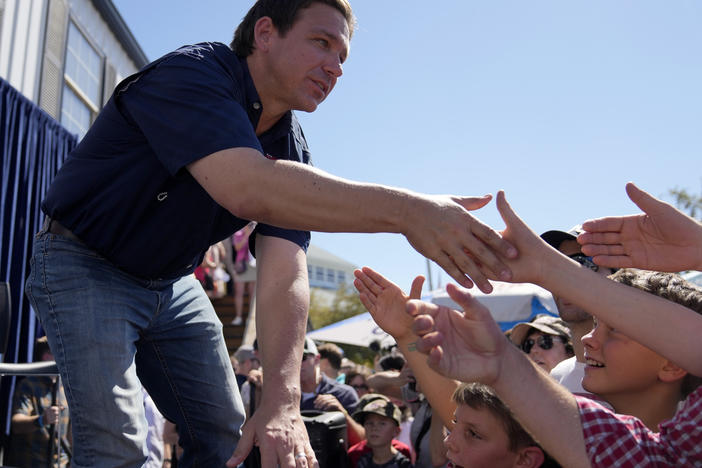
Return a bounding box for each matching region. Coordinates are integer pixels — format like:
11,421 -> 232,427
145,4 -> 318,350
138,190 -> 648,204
42,43 -> 310,280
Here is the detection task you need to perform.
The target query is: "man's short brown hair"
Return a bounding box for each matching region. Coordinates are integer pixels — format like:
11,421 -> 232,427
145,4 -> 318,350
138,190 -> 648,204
231,0 -> 356,57
318,342 -> 343,370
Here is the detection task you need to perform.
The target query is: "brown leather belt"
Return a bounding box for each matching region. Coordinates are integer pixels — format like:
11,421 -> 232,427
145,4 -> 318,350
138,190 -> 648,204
44,217 -> 82,243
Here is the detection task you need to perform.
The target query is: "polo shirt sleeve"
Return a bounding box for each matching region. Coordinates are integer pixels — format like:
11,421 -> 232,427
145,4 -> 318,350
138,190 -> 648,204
250,225 -> 311,256
116,47 -> 262,175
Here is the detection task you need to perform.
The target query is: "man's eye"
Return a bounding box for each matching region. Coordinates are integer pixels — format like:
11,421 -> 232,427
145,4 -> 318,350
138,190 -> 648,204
469,430 -> 482,439
315,38 -> 329,47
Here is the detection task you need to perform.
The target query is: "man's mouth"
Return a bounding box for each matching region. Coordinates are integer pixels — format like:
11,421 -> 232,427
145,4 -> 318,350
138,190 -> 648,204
310,78 -> 327,95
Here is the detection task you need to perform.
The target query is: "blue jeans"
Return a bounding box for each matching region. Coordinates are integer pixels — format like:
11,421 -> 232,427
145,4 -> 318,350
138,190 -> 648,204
25,229 -> 245,467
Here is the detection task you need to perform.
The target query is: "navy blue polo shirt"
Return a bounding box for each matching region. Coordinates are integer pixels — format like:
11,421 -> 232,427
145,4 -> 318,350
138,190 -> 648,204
42,42 -> 311,280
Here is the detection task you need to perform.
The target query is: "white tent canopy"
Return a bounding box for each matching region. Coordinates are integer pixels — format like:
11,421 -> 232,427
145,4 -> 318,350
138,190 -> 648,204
306,282 -> 557,348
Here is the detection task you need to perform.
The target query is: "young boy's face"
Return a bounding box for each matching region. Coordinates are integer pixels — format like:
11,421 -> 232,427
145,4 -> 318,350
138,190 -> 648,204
582,318 -> 669,400
444,404 -> 520,468
363,413 -> 400,449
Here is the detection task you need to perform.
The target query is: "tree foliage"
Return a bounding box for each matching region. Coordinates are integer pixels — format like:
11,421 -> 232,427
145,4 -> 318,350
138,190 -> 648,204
308,283 -> 365,330
668,183 -> 702,220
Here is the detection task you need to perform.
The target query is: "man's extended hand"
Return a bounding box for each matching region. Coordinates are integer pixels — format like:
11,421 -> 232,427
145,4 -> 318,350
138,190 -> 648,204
578,182 -> 702,272
226,402 -> 317,468
403,194 -> 517,293
407,283 -> 508,386
353,267 -> 424,341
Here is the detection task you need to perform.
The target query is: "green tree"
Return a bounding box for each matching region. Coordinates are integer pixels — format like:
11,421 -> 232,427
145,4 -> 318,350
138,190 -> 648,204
668,184 -> 702,220
308,283 -> 365,330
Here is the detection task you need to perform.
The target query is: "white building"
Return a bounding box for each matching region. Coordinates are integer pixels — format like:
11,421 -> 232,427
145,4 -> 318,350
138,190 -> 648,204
306,244 -> 358,305
0,0 -> 148,137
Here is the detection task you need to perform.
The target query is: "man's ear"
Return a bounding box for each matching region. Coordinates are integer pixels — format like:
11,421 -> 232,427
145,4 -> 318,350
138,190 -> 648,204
658,360 -> 688,383
515,445 -> 545,468
253,16 -> 276,52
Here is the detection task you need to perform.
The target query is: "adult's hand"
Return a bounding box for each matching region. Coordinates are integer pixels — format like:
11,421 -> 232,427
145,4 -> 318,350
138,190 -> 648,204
408,283 -> 508,386
403,194 -> 518,293
353,267 -> 424,341
226,403 -> 317,468
578,182 -> 702,271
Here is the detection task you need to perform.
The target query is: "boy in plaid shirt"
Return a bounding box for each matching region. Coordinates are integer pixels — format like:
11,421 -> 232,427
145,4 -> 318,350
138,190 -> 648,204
397,185 -> 702,467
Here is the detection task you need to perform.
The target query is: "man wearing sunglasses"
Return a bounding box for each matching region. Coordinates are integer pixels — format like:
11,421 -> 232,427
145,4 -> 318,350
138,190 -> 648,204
540,226 -> 616,394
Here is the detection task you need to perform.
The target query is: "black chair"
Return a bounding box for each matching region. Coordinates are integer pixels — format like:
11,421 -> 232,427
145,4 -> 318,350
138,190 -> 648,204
0,282 -> 63,467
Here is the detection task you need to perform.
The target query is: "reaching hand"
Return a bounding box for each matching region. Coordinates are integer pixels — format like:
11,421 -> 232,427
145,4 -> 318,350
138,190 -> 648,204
493,190 -> 556,285
226,403 -> 317,468
407,283 -> 508,386
403,194 -> 518,293
354,267 -> 424,341
578,182 -> 702,272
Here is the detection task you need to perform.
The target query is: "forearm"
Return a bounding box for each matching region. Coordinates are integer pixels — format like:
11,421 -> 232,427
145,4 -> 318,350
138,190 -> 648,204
345,414 -> 365,446
255,237 -> 309,404
189,148 -> 412,234
396,335 -> 458,429
541,254 -> 702,375
492,347 -> 590,468
428,412 -> 448,467
11,413 -> 40,434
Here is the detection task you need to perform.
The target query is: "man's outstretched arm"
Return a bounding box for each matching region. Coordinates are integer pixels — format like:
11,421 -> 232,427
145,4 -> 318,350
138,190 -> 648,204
188,147 -> 517,293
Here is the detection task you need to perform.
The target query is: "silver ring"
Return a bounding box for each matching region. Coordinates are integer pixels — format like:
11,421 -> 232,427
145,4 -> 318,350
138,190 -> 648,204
295,452 -> 306,459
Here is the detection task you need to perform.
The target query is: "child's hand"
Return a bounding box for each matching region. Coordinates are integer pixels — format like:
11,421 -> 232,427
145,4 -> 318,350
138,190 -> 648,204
579,182 -> 702,272
354,267 -> 424,341
494,190 -> 555,285
408,283 -> 508,386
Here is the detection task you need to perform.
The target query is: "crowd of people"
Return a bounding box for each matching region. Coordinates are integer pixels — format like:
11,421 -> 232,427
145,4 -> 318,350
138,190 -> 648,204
10,0 -> 701,466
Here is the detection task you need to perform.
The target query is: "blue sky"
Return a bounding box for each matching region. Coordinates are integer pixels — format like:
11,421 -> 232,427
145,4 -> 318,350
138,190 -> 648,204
112,0 -> 701,292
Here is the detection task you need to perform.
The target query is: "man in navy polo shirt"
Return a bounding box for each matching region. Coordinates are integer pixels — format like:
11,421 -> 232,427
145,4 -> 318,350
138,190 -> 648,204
26,1 -> 517,467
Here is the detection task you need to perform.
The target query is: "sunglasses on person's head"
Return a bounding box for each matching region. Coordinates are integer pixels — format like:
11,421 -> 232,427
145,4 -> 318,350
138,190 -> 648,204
522,334 -> 558,354
568,253 -> 599,272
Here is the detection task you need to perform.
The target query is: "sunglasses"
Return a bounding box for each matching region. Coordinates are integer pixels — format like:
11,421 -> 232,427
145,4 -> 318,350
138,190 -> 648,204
568,253 -> 599,272
352,384 -> 369,391
522,334 -> 558,354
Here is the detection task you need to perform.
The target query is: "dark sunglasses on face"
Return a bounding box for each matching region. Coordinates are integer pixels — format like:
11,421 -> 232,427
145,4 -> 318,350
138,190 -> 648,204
568,253 -> 599,272
352,384 -> 369,391
522,334 -> 558,354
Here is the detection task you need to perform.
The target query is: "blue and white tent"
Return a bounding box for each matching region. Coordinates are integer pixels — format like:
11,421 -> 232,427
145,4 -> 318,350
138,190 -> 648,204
307,282 -> 557,347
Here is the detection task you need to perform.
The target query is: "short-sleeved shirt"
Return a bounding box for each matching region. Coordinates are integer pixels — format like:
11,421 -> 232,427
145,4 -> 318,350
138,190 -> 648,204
9,377 -> 70,467
42,42 -> 310,280
348,439 -> 413,468
301,374 -> 360,414
356,450 -> 413,468
577,386 -> 702,467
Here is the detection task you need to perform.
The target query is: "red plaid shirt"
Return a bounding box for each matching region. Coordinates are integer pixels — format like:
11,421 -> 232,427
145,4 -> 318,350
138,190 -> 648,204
576,386 -> 702,467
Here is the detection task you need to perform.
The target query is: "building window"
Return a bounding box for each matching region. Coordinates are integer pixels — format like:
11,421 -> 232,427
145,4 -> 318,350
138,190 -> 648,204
61,22 -> 102,138
315,266 -> 324,282
326,268 -> 335,283
337,271 -> 346,284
